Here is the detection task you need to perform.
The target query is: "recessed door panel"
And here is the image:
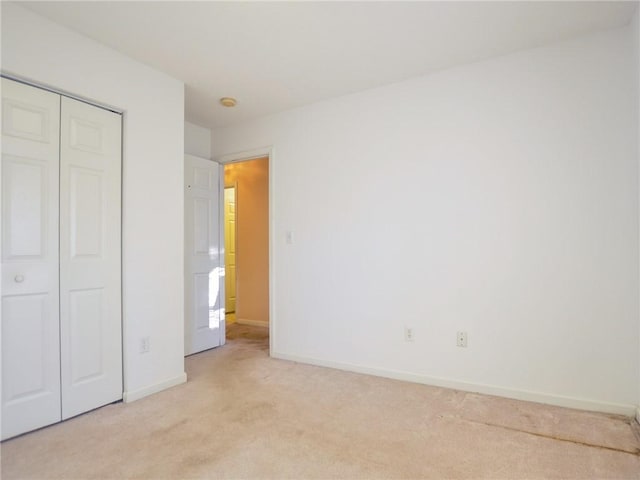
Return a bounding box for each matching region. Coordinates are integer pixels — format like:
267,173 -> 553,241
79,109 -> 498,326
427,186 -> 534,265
70,167 -> 103,258
69,288 -> 104,385
2,99 -> 50,143
60,95 -> 122,420
1,78 -> 61,440
193,167 -> 211,189
69,116 -> 104,153
194,197 -> 211,255
194,273 -> 211,330
2,157 -> 47,259
2,294 -> 50,402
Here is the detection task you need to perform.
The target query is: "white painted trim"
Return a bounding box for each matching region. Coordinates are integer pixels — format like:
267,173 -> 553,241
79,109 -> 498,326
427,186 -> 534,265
122,372 -> 187,403
2,72 -> 123,114
272,352 -> 637,417
236,318 -> 269,328
267,148 -> 275,360
216,146 -> 272,165
636,407 -> 640,425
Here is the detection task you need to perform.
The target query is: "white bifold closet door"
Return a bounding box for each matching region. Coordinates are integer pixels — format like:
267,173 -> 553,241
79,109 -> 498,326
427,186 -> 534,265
1,78 -> 122,440
59,94 -> 122,420
1,79 -> 62,439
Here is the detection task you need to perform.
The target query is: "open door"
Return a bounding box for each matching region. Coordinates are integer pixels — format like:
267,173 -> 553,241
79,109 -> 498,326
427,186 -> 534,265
184,154 -> 225,355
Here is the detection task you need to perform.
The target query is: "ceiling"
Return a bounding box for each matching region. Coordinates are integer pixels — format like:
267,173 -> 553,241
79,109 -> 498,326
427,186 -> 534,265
21,1 -> 637,129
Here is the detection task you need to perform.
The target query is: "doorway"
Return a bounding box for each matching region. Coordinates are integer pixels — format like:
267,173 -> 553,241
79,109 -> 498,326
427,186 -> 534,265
184,151 -> 271,356
223,157 -> 270,333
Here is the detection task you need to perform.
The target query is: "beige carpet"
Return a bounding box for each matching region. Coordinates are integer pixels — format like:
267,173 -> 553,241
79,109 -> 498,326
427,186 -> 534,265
2,324 -> 639,479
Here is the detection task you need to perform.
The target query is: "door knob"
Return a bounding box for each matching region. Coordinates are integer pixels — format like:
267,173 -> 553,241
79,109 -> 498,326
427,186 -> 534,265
14,275 -> 24,283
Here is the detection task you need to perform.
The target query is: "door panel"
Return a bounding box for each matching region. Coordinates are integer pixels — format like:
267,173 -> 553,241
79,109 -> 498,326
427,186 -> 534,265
1,78 -> 61,440
3,294 -> 49,400
59,96 -> 122,420
193,197 -> 212,255
185,154 -> 223,355
69,288 -> 104,385
2,98 -> 52,143
69,168 -> 103,257
3,158 -> 46,257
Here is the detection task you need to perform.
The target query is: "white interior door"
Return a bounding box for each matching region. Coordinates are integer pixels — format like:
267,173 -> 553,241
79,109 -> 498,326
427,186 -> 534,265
185,154 -> 224,355
1,78 -> 62,439
59,96 -> 122,419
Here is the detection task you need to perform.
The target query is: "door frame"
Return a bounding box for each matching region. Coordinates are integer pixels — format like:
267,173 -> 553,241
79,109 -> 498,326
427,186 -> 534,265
1,72 -> 122,114
216,147 -> 274,356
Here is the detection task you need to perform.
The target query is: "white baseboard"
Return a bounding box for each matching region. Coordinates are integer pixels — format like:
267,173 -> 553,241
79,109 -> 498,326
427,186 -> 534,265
236,318 -> 269,328
123,372 -> 187,403
272,352 -> 637,417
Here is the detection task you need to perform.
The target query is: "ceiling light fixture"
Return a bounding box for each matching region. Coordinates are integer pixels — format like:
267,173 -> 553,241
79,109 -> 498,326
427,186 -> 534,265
220,97 -> 237,107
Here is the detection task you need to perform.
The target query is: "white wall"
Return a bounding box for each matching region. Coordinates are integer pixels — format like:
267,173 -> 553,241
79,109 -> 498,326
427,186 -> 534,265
213,26 -> 639,414
1,3 -> 186,401
185,121 -> 211,159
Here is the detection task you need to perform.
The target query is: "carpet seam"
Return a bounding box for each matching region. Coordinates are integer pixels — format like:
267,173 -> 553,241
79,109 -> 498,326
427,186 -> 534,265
456,416 -> 640,456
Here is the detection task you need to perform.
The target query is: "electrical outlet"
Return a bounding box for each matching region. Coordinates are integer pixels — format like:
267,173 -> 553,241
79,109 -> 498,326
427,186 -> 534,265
404,326 -> 415,342
456,331 -> 467,348
140,336 -> 151,354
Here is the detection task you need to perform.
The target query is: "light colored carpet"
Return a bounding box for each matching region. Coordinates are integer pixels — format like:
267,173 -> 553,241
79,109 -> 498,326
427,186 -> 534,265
2,323 -> 639,479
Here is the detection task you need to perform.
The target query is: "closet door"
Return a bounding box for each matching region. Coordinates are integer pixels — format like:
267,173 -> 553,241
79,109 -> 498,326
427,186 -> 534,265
59,96 -> 122,419
1,78 -> 61,439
